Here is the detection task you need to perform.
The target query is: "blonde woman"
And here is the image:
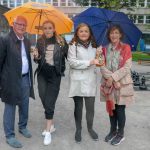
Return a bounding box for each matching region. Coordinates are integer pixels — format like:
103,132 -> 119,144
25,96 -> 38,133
33,20 -> 68,145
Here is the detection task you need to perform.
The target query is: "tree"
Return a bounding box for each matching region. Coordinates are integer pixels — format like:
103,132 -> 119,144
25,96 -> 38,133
74,0 -> 136,10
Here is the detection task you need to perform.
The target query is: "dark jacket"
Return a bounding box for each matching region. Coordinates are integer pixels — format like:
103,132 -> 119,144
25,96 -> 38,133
35,35 -> 68,76
0,29 -> 35,105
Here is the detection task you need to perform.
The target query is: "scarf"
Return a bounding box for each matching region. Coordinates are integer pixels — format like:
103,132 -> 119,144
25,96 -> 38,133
42,35 -> 56,45
103,42 -> 132,69
78,39 -> 90,49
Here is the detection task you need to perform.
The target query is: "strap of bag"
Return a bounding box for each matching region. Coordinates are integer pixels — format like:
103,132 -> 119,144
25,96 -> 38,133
33,37 -> 46,84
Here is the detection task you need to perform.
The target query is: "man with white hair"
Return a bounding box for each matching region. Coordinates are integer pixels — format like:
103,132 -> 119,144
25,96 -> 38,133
0,16 -> 35,148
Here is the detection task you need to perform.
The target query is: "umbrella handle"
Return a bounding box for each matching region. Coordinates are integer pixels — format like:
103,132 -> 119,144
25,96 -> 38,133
100,23 -> 112,46
100,28 -> 108,46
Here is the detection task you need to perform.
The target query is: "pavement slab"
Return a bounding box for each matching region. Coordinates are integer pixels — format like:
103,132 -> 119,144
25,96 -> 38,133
0,61 -> 150,150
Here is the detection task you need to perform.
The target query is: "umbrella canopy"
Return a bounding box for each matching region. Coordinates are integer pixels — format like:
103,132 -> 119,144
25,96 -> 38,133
4,2 -> 73,34
73,7 -> 142,50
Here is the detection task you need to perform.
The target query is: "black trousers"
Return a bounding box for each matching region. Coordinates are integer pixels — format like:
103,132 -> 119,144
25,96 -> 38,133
109,104 -> 126,136
73,96 -> 95,131
37,67 -> 61,119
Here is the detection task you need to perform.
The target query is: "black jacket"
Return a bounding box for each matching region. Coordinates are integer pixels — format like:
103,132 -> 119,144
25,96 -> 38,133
0,29 -> 35,105
35,36 -> 68,76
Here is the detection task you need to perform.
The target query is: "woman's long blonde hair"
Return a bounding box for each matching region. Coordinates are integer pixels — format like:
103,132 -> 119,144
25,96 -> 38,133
42,20 -> 65,46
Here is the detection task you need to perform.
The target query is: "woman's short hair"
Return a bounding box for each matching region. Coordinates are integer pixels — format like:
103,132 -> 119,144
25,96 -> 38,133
70,23 -> 97,48
107,25 -> 124,42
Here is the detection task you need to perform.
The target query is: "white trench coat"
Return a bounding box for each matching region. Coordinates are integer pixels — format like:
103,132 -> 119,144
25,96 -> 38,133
68,43 -> 97,97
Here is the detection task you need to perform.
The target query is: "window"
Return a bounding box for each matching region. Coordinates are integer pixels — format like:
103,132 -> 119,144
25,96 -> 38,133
10,0 -> 15,8
3,0 -> 8,7
23,0 -> 29,3
68,0 -> 75,6
128,15 -> 137,24
17,0 -> 22,6
142,33 -> 150,45
129,0 -> 137,7
91,1 -> 97,6
146,15 -> 150,24
147,0 -> 150,7
53,0 -> 58,6
137,15 -> 144,24
45,0 -> 52,4
60,0 -> 66,6
139,0 -> 145,7
38,0 -> 44,3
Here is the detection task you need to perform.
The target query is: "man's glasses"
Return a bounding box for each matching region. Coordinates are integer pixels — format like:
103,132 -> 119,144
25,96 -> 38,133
14,22 -> 27,27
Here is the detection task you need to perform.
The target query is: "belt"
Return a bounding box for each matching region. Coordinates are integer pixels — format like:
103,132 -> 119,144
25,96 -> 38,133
22,73 -> 29,77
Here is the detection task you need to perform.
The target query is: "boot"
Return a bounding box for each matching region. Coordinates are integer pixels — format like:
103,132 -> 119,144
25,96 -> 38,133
87,118 -> 98,141
74,97 -> 83,143
74,117 -> 82,143
88,128 -> 98,141
75,129 -> 81,143
84,97 -> 98,141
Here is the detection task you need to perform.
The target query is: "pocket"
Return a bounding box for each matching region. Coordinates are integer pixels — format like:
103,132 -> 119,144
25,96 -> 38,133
70,69 -> 86,80
120,84 -> 134,96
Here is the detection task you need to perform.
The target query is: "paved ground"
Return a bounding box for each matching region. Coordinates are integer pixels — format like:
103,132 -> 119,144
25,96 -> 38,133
0,61 -> 150,150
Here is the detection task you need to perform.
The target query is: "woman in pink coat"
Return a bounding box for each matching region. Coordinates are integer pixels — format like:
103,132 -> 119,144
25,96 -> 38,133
100,25 -> 134,146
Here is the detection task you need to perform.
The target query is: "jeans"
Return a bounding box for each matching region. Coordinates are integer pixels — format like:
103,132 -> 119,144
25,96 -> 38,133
3,75 -> 30,139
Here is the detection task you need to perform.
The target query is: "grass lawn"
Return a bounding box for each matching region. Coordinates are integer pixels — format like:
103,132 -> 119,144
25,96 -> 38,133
132,51 -> 150,61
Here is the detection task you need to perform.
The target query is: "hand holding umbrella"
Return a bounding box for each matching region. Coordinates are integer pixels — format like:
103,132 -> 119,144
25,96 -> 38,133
32,48 -> 40,59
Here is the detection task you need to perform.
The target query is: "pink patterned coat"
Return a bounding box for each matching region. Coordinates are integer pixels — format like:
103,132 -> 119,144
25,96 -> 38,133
100,43 -> 134,106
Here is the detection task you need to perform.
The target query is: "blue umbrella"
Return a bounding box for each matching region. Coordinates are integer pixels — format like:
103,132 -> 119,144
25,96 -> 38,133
73,7 -> 142,50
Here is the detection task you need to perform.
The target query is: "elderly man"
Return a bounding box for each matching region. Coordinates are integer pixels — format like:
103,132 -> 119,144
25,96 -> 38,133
0,16 -> 34,148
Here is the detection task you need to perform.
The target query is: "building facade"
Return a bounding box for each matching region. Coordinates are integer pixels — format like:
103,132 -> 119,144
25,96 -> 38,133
122,0 -> 150,47
0,0 -> 77,7
0,0 -> 150,48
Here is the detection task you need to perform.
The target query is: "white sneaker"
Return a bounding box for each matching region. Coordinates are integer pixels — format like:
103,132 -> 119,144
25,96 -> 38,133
42,125 -> 56,136
43,132 -> 51,145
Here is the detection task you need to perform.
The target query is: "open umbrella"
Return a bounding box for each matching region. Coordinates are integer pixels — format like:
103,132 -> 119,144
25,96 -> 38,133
4,2 -> 73,35
73,7 -> 142,50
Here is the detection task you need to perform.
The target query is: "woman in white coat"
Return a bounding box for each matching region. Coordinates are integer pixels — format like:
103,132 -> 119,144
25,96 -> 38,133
68,23 -> 99,143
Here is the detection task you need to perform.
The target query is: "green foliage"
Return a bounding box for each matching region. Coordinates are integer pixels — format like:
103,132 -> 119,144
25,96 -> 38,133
132,52 -> 150,61
74,0 -> 136,10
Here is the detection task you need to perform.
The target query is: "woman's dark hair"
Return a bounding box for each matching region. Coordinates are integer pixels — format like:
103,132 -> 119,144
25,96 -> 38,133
107,25 -> 124,42
70,23 -> 97,48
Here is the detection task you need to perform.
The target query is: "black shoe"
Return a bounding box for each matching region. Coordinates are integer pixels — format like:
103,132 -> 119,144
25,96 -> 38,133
88,129 -> 99,141
111,134 -> 125,146
75,130 -> 81,143
105,131 -> 117,142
